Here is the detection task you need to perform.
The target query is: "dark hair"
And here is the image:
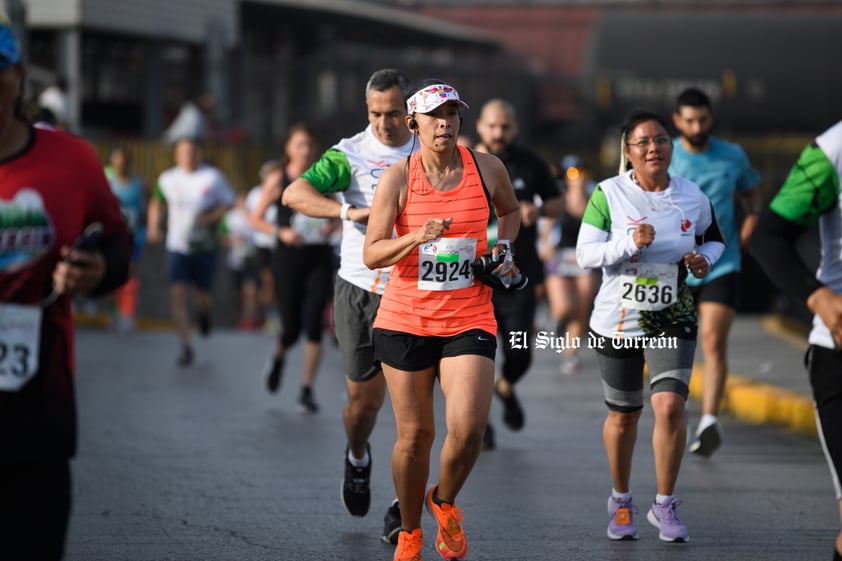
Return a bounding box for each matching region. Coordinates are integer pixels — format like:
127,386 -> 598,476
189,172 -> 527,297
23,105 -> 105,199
33,106 -> 56,126
281,122 -> 320,168
621,109 -> 670,140
619,109 -> 671,173
107,142 -> 131,164
106,142 -> 132,171
366,69 -> 411,96
675,87 -> 712,111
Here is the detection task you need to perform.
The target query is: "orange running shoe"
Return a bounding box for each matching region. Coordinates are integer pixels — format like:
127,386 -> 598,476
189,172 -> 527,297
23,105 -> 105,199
394,528 -> 423,561
425,485 -> 467,560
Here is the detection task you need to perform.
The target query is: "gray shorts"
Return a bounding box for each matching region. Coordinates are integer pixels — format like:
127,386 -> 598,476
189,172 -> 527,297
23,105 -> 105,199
333,276 -> 382,382
590,327 -> 696,412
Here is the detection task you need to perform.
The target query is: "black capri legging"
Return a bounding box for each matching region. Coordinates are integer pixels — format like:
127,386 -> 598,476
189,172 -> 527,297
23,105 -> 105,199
493,286 -> 537,386
272,243 -> 335,348
806,344 -> 842,500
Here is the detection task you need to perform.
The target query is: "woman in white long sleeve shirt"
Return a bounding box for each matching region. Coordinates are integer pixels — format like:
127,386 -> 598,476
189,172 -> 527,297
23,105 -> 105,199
576,110 -> 725,544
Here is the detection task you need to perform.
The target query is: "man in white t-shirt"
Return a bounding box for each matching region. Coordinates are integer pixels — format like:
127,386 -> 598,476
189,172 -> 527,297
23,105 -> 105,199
147,138 -> 236,366
282,69 -> 415,544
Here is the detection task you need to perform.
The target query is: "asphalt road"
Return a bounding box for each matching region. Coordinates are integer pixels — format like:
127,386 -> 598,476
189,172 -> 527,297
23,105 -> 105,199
64,325 -> 836,561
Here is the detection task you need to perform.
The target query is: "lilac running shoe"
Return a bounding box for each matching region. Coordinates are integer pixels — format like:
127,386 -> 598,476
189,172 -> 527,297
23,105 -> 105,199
647,498 -> 689,542
607,496 -> 639,540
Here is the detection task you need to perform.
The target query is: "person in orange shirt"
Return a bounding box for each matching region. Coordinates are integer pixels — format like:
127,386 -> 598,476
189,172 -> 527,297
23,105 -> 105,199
364,80 -> 521,561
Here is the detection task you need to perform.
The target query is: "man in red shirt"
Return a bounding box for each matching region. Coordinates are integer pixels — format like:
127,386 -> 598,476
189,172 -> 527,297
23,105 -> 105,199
0,14 -> 132,560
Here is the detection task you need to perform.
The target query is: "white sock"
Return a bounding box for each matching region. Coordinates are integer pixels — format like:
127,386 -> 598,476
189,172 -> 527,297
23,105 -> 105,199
348,449 -> 370,467
612,489 -> 631,502
697,414 -> 718,433
655,494 -> 673,505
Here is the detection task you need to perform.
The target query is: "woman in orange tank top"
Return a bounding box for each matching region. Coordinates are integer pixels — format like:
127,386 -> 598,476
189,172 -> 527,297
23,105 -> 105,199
363,81 -> 521,561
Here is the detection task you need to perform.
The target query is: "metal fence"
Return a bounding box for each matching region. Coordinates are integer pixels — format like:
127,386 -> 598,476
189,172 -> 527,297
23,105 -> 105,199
93,139 -> 278,193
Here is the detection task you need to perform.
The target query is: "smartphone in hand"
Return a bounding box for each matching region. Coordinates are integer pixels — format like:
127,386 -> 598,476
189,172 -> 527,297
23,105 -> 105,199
68,222 -> 103,264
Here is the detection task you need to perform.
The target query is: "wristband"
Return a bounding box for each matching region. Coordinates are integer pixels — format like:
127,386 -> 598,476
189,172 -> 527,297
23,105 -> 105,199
340,203 -> 352,221
496,239 -> 512,253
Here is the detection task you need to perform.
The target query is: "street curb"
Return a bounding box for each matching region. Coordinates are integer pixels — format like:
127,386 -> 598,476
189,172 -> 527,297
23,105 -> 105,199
688,315 -> 816,438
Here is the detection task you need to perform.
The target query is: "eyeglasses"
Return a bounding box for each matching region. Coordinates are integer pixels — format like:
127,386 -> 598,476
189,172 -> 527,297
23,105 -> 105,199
626,136 -> 671,149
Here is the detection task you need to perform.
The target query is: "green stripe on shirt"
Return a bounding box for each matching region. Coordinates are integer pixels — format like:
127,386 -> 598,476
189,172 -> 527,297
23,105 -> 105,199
770,143 -> 840,227
581,185 -> 611,232
300,149 -> 353,194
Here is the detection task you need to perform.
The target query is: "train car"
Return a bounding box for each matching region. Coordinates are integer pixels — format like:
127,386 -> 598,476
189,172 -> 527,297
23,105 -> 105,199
583,10 -> 841,135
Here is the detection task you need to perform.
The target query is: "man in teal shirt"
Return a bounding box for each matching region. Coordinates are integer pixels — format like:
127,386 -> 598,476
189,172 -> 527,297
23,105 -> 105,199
670,88 -> 762,457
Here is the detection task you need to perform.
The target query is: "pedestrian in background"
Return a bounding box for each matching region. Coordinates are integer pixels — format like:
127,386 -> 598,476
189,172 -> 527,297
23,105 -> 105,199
0,13 -> 132,560
281,68 -> 416,543
364,80 -> 521,561
36,75 -> 71,131
540,154 -> 598,376
220,192 -> 261,331
147,137 -> 236,367
162,93 -> 217,144
250,123 -> 331,413
105,144 -> 146,333
750,119 -> 842,561
246,161 -> 281,334
474,98 -> 564,448
576,110 -> 725,543
670,87 -> 762,457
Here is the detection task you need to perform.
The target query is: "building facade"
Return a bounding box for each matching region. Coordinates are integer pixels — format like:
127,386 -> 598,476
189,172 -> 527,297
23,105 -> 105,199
16,0 -> 516,143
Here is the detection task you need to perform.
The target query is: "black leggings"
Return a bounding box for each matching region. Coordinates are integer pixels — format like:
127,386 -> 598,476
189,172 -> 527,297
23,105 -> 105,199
0,458 -> 71,561
272,244 -> 335,348
807,344 -> 842,499
493,286 -> 537,386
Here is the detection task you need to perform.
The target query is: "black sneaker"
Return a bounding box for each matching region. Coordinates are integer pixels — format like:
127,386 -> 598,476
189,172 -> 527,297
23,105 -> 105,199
689,421 -> 723,457
198,312 -> 211,337
177,345 -> 194,367
381,501 -> 402,544
264,356 -> 284,393
495,383 -> 524,431
298,386 -> 319,414
341,444 -> 371,517
482,423 -> 495,451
